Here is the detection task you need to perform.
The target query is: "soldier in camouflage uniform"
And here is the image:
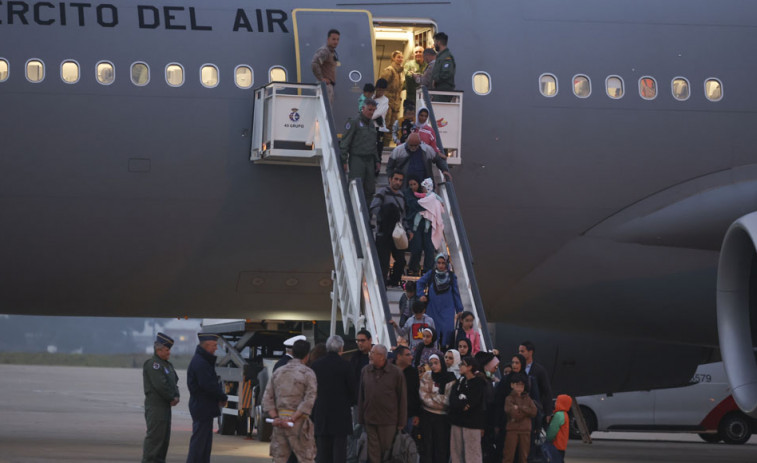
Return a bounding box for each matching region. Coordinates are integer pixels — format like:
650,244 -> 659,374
142,332 -> 180,463
263,339 -> 318,463
339,98 -> 381,200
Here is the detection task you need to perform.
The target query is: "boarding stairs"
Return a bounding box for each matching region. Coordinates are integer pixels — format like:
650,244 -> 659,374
250,82 -> 490,351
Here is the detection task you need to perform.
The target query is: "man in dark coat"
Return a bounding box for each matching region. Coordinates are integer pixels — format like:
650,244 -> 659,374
142,332 -> 180,463
311,335 -> 357,463
186,333 -> 228,463
394,345 -> 421,432
519,340 -> 554,417
350,329 -> 372,397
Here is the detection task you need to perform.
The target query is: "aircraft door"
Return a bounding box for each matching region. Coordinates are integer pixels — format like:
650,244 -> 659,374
293,9 -> 375,130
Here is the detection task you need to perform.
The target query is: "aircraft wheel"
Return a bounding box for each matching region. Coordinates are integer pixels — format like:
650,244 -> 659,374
569,406 -> 596,440
255,405 -> 273,442
719,413 -> 751,445
698,433 -> 721,443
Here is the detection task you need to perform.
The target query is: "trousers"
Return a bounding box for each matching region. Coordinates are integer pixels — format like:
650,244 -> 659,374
376,233 -> 406,285
349,155 -> 377,201
316,434 -> 347,463
365,424 -> 396,463
502,431 -> 530,463
186,418 -> 213,463
142,403 -> 171,463
450,424 -> 482,463
421,410 -> 450,463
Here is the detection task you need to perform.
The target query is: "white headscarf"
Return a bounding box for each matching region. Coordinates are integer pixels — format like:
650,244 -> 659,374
446,349 -> 461,378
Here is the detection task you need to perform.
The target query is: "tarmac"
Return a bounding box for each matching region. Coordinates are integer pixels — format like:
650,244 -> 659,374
0,364 -> 754,463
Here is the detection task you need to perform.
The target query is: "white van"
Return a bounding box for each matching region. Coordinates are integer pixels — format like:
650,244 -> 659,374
572,362 -> 756,444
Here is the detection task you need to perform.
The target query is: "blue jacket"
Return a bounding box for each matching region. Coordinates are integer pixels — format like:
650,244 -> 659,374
187,345 -> 228,421
416,270 -> 463,345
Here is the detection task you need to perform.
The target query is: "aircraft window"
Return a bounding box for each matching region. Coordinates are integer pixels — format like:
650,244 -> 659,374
672,77 -> 690,101
472,72 -> 491,95
705,78 -> 723,102
573,74 -> 591,98
131,62 -> 150,86
26,59 -> 45,83
165,63 -> 184,87
269,66 -> 287,83
235,65 -> 253,89
201,65 -> 219,88
539,73 -> 557,97
606,76 -> 624,99
639,76 -> 657,100
61,60 -> 80,84
0,59 -> 8,82
96,61 -> 115,85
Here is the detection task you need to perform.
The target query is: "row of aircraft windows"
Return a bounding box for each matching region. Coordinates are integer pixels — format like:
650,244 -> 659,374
0,58 -> 496,96
539,73 -> 724,102
0,58 -> 289,89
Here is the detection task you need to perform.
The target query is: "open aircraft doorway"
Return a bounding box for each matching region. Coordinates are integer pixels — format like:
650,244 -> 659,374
373,19 -> 436,120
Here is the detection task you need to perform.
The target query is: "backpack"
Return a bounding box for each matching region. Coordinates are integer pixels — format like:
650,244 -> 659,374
383,429 -> 418,463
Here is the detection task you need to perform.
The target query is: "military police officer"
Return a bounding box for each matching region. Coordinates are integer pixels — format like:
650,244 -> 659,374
431,32 -> 456,92
263,339 -> 318,463
339,98 -> 381,200
142,332 -> 180,463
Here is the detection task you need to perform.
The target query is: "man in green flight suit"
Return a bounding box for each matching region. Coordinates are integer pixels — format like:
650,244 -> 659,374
339,98 -> 381,200
142,332 -> 180,463
431,32 -> 456,92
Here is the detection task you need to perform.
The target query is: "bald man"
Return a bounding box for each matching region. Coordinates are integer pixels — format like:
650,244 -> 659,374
358,345 -> 407,463
386,133 -> 452,186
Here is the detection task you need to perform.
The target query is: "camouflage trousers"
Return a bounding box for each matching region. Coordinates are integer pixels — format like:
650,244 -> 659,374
270,417 -> 316,463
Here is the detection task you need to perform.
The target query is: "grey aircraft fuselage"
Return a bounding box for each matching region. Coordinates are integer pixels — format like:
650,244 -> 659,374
2,0 -> 756,394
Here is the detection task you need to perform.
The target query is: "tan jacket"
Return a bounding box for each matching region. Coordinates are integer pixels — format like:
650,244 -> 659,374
419,371 -> 451,414
262,359 -> 318,418
379,63 -> 404,109
504,391 -> 537,432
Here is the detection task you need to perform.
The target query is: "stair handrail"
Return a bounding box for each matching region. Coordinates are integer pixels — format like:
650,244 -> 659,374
317,82 -> 395,347
420,85 -> 492,352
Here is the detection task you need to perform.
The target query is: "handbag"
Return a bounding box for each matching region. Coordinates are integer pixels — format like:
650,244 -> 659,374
392,221 -> 409,250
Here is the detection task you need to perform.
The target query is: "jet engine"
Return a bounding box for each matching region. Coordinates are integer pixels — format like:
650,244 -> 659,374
717,212 -> 757,418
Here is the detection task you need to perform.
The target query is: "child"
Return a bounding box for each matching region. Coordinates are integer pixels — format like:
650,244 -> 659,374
390,298 -> 435,352
412,327 -> 443,369
392,105 -> 415,145
503,373 -> 538,463
358,82 -> 375,111
455,311 -> 481,355
545,394 -> 573,461
398,280 -> 417,327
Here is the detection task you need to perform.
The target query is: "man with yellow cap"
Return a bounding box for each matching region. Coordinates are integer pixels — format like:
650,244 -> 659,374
142,332 -> 180,463
186,333 -> 228,463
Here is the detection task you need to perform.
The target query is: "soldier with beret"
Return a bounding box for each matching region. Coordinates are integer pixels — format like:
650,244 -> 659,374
142,332 -> 180,463
186,333 -> 228,463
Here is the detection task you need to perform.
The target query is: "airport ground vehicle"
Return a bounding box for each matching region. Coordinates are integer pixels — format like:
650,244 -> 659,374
201,319 -> 318,441
571,362 -> 757,444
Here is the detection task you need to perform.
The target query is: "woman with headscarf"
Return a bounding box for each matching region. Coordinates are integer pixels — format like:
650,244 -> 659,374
419,353 -> 456,463
413,327 -> 443,369
456,337 -> 472,358
417,253 -> 464,350
445,349 -> 462,378
413,106 -> 441,154
494,354 -> 543,462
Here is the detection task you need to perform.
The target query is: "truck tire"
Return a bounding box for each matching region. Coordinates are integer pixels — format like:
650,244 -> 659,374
719,413 -> 751,445
220,413 -> 237,435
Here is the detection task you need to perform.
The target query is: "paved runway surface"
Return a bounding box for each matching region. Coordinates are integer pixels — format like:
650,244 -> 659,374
0,364 -> 754,462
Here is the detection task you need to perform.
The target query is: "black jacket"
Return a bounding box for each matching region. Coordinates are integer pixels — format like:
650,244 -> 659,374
402,364 -> 422,418
350,350 -> 370,398
527,362 -> 553,415
187,345 -> 228,421
311,352 -> 357,436
448,374 -> 487,429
